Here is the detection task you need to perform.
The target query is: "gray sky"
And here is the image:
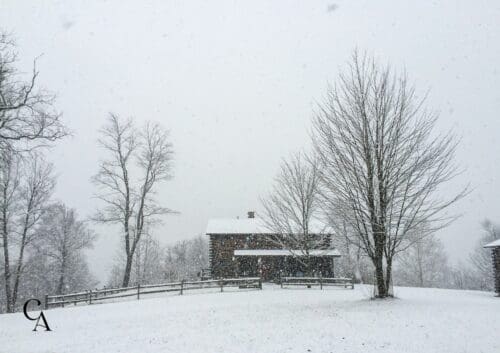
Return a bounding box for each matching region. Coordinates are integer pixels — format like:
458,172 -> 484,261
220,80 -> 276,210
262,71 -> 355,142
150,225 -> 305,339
1,0 -> 499,283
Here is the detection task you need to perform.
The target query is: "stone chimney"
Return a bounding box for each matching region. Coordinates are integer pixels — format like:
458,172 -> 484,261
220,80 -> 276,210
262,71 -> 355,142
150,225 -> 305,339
247,211 -> 255,219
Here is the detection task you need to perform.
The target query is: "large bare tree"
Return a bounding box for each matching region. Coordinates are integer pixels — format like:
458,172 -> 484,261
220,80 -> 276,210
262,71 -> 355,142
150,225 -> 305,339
0,32 -> 67,152
313,52 -> 467,297
92,113 -> 174,287
0,147 -> 19,312
261,153 -> 330,276
11,154 -> 55,307
0,149 -> 55,312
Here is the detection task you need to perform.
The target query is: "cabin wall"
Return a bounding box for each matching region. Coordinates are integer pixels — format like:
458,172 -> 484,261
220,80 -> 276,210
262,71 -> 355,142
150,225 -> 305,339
237,256 -> 334,281
493,247 -> 500,295
209,234 -> 280,278
208,233 -> 334,279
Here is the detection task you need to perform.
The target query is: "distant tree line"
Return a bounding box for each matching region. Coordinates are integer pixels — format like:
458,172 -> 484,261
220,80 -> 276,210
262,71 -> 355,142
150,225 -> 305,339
331,219 -> 499,292
106,235 -> 208,287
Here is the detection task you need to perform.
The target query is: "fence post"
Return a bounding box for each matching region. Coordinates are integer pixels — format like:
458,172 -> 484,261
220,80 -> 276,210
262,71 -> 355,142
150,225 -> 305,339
280,274 -> 283,289
351,277 -> 355,290
137,284 -> 141,300
44,294 -> 49,310
180,280 -> 184,295
89,290 -> 92,305
259,277 -> 262,290
220,279 -> 224,292
320,275 -> 323,290
62,295 -> 65,308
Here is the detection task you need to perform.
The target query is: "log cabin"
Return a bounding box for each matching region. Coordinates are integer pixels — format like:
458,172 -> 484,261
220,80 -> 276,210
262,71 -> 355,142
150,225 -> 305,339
484,239 -> 500,296
206,211 -> 340,281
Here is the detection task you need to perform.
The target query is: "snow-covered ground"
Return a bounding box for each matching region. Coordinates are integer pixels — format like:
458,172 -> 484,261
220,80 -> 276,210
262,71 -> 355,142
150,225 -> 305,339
0,285 -> 498,353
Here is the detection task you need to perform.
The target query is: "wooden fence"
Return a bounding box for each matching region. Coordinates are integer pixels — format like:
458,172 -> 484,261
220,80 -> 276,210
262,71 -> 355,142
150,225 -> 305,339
280,276 -> 354,289
45,277 -> 262,309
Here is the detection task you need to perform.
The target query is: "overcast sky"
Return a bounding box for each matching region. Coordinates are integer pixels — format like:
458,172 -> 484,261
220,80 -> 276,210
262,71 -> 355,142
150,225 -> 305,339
1,0 -> 499,283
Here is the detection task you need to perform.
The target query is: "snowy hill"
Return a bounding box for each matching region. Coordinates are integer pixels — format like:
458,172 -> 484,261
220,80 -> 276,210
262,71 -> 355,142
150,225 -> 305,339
0,285 -> 498,353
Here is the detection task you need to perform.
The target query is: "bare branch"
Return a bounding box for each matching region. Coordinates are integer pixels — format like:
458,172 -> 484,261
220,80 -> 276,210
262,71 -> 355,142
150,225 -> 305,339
0,32 -> 68,153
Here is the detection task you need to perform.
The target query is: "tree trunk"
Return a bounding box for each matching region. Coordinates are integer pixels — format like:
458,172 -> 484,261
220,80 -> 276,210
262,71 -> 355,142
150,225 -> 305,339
374,257 -> 386,297
56,252 -> 67,295
11,247 -> 25,309
385,256 -> 393,294
418,261 -> 424,287
12,216 -> 30,308
305,254 -> 313,277
2,205 -> 13,313
374,233 -> 387,298
56,273 -> 65,296
304,255 -> 313,288
417,243 -> 424,287
122,254 -> 133,287
2,236 -> 12,313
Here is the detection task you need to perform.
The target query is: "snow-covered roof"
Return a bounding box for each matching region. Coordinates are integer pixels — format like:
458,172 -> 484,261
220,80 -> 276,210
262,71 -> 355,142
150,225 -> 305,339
484,239 -> 500,248
206,218 -> 330,235
234,249 -> 341,257
206,218 -> 268,234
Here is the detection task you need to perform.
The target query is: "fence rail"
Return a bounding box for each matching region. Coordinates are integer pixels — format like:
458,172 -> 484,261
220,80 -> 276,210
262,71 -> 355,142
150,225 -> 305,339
45,277 -> 262,309
45,276 -> 353,309
280,276 -> 354,290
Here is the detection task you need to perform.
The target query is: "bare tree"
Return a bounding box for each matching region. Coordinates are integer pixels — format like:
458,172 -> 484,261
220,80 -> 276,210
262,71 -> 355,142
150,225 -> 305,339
449,261 -> 481,290
313,52 -> 468,297
0,32 -> 67,152
469,219 -> 499,291
0,147 -> 20,312
261,153 -> 330,276
132,228 -> 164,285
107,235 -> 209,286
187,235 -> 209,277
161,236 -> 209,282
36,203 -> 96,295
167,240 -> 189,280
11,154 -> 55,307
0,149 -> 54,312
330,220 -> 373,283
393,234 -> 450,288
92,113 -> 175,287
